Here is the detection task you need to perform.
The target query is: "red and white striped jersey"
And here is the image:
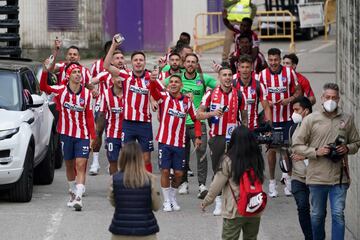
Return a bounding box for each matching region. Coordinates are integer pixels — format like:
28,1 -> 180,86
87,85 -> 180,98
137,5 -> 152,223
153,91 -> 199,147
201,87 -> 247,138
55,62 -> 91,86
39,71 -> 96,139
258,66 -> 298,123
233,77 -> 268,130
90,58 -> 104,78
96,71 -> 113,96
158,70 -> 172,82
118,70 -> 163,122
100,87 -> 124,139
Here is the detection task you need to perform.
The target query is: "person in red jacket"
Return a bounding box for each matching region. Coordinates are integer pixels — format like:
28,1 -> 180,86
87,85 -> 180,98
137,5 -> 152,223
40,61 -> 96,211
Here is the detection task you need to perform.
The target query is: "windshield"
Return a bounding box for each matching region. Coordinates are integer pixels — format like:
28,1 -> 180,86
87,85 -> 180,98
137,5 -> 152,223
0,71 -> 21,111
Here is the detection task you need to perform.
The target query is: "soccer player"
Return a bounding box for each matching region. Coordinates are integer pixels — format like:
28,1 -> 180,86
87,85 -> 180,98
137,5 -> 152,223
158,52 -> 182,83
150,73 -> 201,212
258,48 -> 302,197
223,10 -> 260,63
89,49 -> 127,175
40,61 -> 96,211
230,34 -> 267,74
51,45 -> 93,89
96,75 -> 124,175
197,65 -> 247,215
104,37 -> 162,172
283,53 -> 316,105
165,53 -> 217,199
233,55 -> 272,130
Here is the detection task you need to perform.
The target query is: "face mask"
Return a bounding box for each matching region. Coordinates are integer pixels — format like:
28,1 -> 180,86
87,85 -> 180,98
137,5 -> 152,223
291,112 -> 303,123
323,100 -> 337,112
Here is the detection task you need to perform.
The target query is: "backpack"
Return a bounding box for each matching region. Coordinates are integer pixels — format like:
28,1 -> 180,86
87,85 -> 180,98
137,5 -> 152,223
229,168 -> 267,217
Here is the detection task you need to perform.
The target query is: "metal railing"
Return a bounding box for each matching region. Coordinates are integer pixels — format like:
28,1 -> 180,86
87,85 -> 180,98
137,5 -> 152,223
193,12 -> 224,52
255,10 -> 296,52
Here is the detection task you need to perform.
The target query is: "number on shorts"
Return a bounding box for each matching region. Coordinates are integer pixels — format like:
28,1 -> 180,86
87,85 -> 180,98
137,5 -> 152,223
61,141 -> 64,156
158,149 -> 163,159
108,142 -> 113,152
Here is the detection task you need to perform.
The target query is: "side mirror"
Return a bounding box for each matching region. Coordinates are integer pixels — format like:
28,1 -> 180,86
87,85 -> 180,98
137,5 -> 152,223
27,94 -> 44,108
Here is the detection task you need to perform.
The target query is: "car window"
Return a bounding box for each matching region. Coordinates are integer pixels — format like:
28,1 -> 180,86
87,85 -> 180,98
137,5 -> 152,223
25,71 -> 40,95
0,71 -> 21,111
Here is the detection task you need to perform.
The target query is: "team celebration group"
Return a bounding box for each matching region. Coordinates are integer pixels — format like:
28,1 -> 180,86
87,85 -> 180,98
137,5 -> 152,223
39,15 -> 360,240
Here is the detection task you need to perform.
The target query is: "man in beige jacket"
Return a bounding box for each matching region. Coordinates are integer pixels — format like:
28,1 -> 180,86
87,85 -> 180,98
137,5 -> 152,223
292,83 -> 360,240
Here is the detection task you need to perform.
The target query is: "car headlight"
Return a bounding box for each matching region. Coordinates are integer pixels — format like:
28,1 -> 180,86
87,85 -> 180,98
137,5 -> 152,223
0,128 -> 19,140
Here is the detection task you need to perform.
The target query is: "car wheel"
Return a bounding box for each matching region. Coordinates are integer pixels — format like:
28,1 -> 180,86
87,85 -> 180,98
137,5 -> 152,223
34,132 -> 55,185
8,146 -> 34,202
304,28 -> 314,40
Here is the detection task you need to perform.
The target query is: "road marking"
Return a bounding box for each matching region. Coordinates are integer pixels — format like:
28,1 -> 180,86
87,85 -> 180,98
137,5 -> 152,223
43,208 -> 63,240
309,40 -> 335,53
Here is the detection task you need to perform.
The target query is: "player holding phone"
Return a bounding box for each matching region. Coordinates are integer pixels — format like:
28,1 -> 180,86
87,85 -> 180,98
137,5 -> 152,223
196,65 -> 247,216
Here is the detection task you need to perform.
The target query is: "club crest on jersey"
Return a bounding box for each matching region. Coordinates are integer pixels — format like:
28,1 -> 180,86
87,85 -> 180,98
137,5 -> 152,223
79,98 -> 85,104
281,76 -> 287,82
168,108 -> 186,118
111,107 -> 123,113
129,85 -> 149,95
182,103 -> 188,111
250,88 -> 256,95
64,102 -> 85,112
268,87 -> 287,93
196,80 -> 203,86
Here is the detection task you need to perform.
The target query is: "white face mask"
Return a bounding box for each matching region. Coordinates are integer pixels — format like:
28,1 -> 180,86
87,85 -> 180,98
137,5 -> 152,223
291,112 -> 303,123
323,100 -> 337,112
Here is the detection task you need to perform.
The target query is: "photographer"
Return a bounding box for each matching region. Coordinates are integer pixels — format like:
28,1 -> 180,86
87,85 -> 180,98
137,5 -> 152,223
292,83 -> 360,240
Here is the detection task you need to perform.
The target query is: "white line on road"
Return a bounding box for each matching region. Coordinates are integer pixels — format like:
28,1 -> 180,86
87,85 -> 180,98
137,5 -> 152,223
43,208 -> 64,240
308,40 -> 335,53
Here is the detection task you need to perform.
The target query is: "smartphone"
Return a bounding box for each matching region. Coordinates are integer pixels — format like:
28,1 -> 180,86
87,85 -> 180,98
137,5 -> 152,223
222,106 -> 228,112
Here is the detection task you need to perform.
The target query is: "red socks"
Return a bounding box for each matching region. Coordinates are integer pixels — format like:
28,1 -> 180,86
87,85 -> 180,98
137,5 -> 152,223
145,162 -> 153,173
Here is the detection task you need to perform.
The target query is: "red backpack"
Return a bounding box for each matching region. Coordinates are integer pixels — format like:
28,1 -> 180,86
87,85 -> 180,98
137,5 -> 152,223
230,168 -> 267,216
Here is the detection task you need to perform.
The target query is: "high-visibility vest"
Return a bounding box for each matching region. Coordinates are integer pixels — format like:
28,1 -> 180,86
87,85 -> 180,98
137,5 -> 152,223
227,0 -> 251,22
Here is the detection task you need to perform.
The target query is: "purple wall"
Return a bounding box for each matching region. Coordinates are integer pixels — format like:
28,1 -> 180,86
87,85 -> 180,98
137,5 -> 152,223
207,0 -> 225,34
143,0 -> 173,52
102,0 -> 117,42
102,0 -> 172,53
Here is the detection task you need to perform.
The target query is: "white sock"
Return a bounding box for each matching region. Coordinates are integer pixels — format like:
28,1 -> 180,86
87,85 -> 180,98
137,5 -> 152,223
92,152 -> 99,166
68,181 -> 76,193
270,179 -> 276,185
169,187 -> 177,202
76,184 -> 85,198
162,187 -> 170,203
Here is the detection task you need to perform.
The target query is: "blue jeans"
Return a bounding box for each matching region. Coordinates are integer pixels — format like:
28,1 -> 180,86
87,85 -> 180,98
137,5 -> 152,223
291,180 -> 312,240
309,184 -> 349,240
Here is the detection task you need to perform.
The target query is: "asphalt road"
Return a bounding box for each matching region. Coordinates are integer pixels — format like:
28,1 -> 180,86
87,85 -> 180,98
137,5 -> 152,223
1,31 -> 356,240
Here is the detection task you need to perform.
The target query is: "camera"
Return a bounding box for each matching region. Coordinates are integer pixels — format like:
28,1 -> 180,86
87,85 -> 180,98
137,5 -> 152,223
325,135 -> 346,163
253,124 -> 286,147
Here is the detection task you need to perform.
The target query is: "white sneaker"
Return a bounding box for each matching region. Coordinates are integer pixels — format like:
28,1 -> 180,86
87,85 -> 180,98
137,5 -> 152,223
268,180 -> 278,198
197,184 -> 208,199
284,186 -> 292,196
213,196 -> 222,216
187,169 -> 194,177
163,201 -> 172,212
89,164 -> 100,176
178,182 -> 189,195
67,190 -> 76,207
169,188 -> 181,211
73,196 -> 83,211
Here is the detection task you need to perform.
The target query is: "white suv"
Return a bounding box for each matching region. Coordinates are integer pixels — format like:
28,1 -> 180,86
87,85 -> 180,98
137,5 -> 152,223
0,59 -> 55,202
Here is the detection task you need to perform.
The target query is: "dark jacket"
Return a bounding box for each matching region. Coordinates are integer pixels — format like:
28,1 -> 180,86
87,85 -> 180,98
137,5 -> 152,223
109,172 -> 159,236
